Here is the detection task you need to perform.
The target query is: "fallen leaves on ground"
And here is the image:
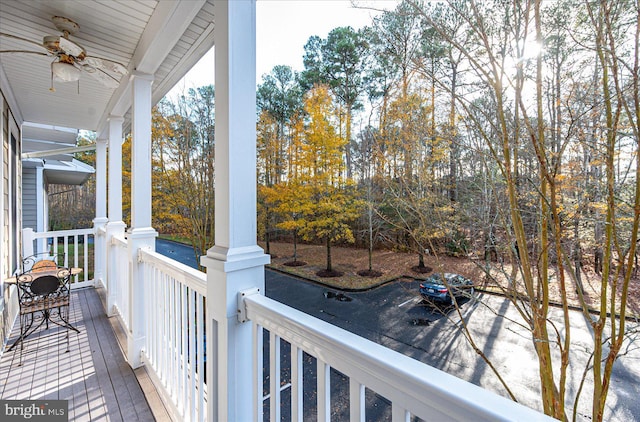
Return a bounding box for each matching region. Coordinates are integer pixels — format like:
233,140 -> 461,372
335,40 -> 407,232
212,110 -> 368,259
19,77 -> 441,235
261,241 -> 639,316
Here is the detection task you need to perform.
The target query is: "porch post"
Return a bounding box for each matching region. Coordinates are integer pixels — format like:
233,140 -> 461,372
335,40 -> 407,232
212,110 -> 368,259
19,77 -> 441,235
93,138 -> 108,287
201,1 -> 269,420
105,115 -> 126,316
22,228 -> 34,258
128,71 -> 157,368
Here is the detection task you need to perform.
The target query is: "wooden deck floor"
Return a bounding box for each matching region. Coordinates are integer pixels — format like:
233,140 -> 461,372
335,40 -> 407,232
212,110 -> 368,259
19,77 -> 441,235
0,287 -> 171,421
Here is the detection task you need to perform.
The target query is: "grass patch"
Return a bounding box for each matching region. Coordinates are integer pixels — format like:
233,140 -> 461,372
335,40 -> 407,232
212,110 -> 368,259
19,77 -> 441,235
158,234 -> 193,246
55,243 -> 95,280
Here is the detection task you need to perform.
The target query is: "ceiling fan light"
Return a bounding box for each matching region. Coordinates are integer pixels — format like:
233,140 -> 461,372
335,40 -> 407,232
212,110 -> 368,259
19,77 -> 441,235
51,61 -> 80,82
43,35 -> 60,52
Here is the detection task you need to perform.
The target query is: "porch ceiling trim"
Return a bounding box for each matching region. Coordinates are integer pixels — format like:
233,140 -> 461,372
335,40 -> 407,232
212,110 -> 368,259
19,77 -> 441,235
22,144 -> 95,159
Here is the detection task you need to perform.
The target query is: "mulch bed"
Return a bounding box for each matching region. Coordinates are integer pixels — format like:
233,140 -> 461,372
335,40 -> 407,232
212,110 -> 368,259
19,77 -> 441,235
284,260 -> 307,267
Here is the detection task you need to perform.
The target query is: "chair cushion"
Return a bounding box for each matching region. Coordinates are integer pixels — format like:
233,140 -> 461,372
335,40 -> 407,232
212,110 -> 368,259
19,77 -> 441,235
29,275 -> 60,295
32,260 -> 58,272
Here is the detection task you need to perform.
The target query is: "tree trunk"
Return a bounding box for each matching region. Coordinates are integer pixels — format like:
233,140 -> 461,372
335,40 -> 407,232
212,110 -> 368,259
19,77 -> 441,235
368,204 -> 374,271
574,219 -> 583,292
265,223 -> 271,255
448,60 -> 458,202
345,106 -> 353,179
326,237 -> 332,272
293,231 -> 298,262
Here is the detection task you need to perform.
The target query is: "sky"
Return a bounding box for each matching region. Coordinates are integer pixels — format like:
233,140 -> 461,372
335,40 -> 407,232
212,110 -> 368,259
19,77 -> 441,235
170,0 -> 398,95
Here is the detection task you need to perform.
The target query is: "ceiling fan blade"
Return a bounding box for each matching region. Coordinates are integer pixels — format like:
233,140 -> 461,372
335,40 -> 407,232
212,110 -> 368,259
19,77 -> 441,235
82,56 -> 127,76
84,67 -> 120,88
0,50 -> 49,57
58,36 -> 85,58
0,32 -> 48,52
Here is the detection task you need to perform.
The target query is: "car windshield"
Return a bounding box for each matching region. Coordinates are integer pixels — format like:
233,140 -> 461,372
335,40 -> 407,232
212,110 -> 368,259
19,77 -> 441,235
426,274 -> 445,285
426,274 -> 466,286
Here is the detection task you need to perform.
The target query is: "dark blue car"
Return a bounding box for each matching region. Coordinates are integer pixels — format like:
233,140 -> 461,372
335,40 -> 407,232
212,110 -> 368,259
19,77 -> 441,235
419,273 -> 475,304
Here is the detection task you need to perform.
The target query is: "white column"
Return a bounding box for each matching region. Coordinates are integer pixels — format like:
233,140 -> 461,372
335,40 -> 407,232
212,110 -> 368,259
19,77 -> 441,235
22,228 -> 34,258
108,116 -> 124,223
202,2 -> 269,421
130,72 -> 154,230
95,138 -> 107,220
93,138 -> 108,287
127,71 -> 157,368
105,115 -> 126,316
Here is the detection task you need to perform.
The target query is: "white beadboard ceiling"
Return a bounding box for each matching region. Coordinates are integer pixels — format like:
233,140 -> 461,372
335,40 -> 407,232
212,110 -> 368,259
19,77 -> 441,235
0,0 -> 215,139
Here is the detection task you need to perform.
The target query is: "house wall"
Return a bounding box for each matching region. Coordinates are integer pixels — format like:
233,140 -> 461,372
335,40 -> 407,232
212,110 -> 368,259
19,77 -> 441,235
2,95 -> 7,279
1,89 -> 21,350
1,94 -> 8,347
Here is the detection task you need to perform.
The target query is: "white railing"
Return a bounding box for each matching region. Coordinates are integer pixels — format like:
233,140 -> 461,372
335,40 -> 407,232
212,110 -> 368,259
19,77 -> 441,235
140,249 -> 208,422
22,227 -> 94,288
111,234 -> 130,332
244,293 -> 555,422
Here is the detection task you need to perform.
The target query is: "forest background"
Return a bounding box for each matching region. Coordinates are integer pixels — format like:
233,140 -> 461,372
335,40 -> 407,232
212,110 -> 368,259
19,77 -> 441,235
48,1 -> 639,421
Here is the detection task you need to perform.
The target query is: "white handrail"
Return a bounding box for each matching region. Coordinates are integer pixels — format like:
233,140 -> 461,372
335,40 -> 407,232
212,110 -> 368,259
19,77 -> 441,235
111,235 -> 127,248
139,249 -> 206,296
244,293 -> 556,422
28,228 -> 94,238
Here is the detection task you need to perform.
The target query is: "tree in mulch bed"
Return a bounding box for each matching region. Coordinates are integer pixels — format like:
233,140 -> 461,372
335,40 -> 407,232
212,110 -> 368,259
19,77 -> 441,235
284,259 -> 307,267
411,265 -> 433,274
316,269 -> 344,278
358,269 -> 383,277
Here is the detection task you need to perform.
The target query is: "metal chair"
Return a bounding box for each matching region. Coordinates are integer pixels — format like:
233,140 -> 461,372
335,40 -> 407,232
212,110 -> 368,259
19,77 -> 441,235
20,252 -> 65,273
8,254 -> 80,364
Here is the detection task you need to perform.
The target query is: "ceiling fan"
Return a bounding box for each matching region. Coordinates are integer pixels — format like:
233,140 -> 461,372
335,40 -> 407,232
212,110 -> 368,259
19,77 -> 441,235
0,15 -> 127,91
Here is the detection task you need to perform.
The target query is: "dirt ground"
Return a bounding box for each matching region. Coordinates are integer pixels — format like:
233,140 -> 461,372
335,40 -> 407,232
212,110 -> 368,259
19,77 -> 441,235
261,241 -> 640,317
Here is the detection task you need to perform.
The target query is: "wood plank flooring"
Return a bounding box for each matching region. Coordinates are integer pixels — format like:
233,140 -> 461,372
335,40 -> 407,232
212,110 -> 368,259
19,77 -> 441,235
0,287 -> 170,421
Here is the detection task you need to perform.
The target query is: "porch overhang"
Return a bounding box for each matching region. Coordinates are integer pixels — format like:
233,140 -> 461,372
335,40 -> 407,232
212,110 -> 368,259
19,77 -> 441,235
0,0 -> 216,139
43,159 -> 94,185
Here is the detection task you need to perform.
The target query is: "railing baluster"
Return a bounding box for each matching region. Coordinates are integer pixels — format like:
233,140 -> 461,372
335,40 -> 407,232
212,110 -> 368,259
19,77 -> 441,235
73,235 -> 78,282
169,275 -> 176,399
291,345 -> 303,422
162,271 -> 169,382
254,323 -> 263,422
83,234 -> 88,281
175,276 -> 180,401
317,360 -> 330,422
189,288 -> 196,422
392,405 -> 410,422
270,331 -> 281,422
63,236 -> 68,267
181,282 -> 188,416
155,267 -> 160,368
85,234 -> 89,281
151,263 -> 156,364
350,379 -> 365,422
196,293 -> 205,421
145,263 -> 152,366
